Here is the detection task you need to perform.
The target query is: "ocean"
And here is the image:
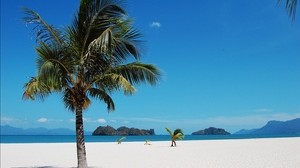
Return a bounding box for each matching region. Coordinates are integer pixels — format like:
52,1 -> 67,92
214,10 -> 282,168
1,134 -> 300,143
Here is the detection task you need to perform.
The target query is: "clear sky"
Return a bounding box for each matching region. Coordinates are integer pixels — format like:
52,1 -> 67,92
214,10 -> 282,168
1,0 -> 300,134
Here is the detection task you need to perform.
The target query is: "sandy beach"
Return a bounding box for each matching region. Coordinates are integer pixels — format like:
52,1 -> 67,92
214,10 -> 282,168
1,137 -> 300,168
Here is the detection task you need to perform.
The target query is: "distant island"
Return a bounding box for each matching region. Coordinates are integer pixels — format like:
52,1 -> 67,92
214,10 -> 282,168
192,127 -> 230,135
235,118 -> 300,135
92,125 -> 155,136
2,118 -> 299,136
0,125 -> 83,135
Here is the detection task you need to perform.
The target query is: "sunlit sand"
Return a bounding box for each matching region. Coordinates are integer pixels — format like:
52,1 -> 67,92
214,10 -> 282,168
1,137 -> 300,168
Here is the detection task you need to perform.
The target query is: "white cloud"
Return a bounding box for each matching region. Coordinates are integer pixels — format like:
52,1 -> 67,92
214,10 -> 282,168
36,118 -> 63,123
79,118 -> 107,124
69,119 -> 76,122
37,118 -> 48,123
150,22 -> 161,28
0,117 -> 16,123
83,118 -> 91,122
97,118 -> 107,124
254,108 -> 273,113
0,116 -> 30,124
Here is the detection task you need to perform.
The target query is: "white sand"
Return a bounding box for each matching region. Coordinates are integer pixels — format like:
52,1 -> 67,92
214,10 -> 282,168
1,137 -> 300,168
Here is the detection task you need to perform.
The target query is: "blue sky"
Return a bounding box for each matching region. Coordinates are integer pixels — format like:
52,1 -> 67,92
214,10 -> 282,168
1,0 -> 300,134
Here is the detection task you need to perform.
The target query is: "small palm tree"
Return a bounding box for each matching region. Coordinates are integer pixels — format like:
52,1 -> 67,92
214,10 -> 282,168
117,137 -> 126,144
144,139 -> 151,145
165,128 -> 184,147
22,0 -> 160,167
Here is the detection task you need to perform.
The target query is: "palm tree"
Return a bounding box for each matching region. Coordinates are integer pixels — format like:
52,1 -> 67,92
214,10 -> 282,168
22,0 -> 161,167
117,136 -> 126,144
278,0 -> 298,21
144,139 -> 151,145
165,128 -> 184,147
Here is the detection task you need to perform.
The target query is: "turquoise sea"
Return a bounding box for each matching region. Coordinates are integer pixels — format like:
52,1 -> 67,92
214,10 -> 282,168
1,134 -> 299,143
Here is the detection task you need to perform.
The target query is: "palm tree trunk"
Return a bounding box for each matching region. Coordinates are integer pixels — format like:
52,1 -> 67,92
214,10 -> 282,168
171,140 -> 175,147
76,107 -> 88,168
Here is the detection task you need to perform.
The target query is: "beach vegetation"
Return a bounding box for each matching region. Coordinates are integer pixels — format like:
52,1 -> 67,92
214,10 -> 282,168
22,0 -> 161,167
144,139 -> 151,145
165,128 -> 184,147
117,137 -> 126,144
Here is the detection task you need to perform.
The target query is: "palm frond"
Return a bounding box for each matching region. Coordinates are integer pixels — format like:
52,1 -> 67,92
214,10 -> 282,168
92,73 -> 135,95
87,88 -> 115,111
63,88 -> 76,111
73,0 -> 126,58
22,7 -> 64,44
82,96 -> 91,109
36,42 -> 75,86
87,27 -> 114,56
278,0 -> 298,21
112,19 -> 143,61
173,129 -> 184,140
63,87 -> 90,112
22,77 -> 51,100
110,62 -> 161,86
165,128 -> 173,137
117,136 -> 126,144
83,27 -> 116,70
173,132 -> 184,140
173,129 -> 183,136
82,19 -> 143,76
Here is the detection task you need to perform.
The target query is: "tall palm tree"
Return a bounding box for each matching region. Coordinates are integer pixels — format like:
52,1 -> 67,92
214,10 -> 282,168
165,128 -> 184,147
22,0 -> 161,167
278,0 -> 298,21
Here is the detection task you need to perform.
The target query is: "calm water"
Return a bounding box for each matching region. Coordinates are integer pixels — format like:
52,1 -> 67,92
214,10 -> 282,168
1,134 -> 299,143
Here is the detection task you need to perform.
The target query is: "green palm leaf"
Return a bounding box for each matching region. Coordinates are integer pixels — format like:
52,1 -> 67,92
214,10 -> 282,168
35,42 -> 74,90
165,128 -> 173,137
72,0 -> 127,59
22,7 -> 64,45
97,73 -> 136,95
173,129 -> 184,140
117,136 -> 126,144
87,88 -> 115,111
278,0 -> 298,21
111,62 -> 161,86
23,77 -> 50,100
111,19 -> 143,61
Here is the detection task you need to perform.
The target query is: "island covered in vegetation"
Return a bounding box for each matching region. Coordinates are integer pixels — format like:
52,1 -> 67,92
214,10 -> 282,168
192,127 -> 231,135
92,126 -> 155,136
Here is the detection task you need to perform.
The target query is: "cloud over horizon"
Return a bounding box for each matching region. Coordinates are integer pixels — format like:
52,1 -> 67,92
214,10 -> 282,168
150,21 -> 161,28
254,108 -> 273,113
174,112 -> 300,132
37,118 -> 48,123
97,118 -> 107,124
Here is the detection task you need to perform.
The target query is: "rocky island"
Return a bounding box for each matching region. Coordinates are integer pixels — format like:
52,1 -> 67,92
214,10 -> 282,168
192,127 -> 230,135
92,125 -> 155,136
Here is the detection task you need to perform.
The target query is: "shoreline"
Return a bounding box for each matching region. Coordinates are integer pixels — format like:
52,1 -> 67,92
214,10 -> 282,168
1,134 -> 300,144
2,137 -> 300,168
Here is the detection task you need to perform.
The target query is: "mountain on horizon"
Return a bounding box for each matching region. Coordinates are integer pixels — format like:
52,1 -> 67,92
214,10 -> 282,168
0,125 -> 92,135
235,118 -> 300,135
